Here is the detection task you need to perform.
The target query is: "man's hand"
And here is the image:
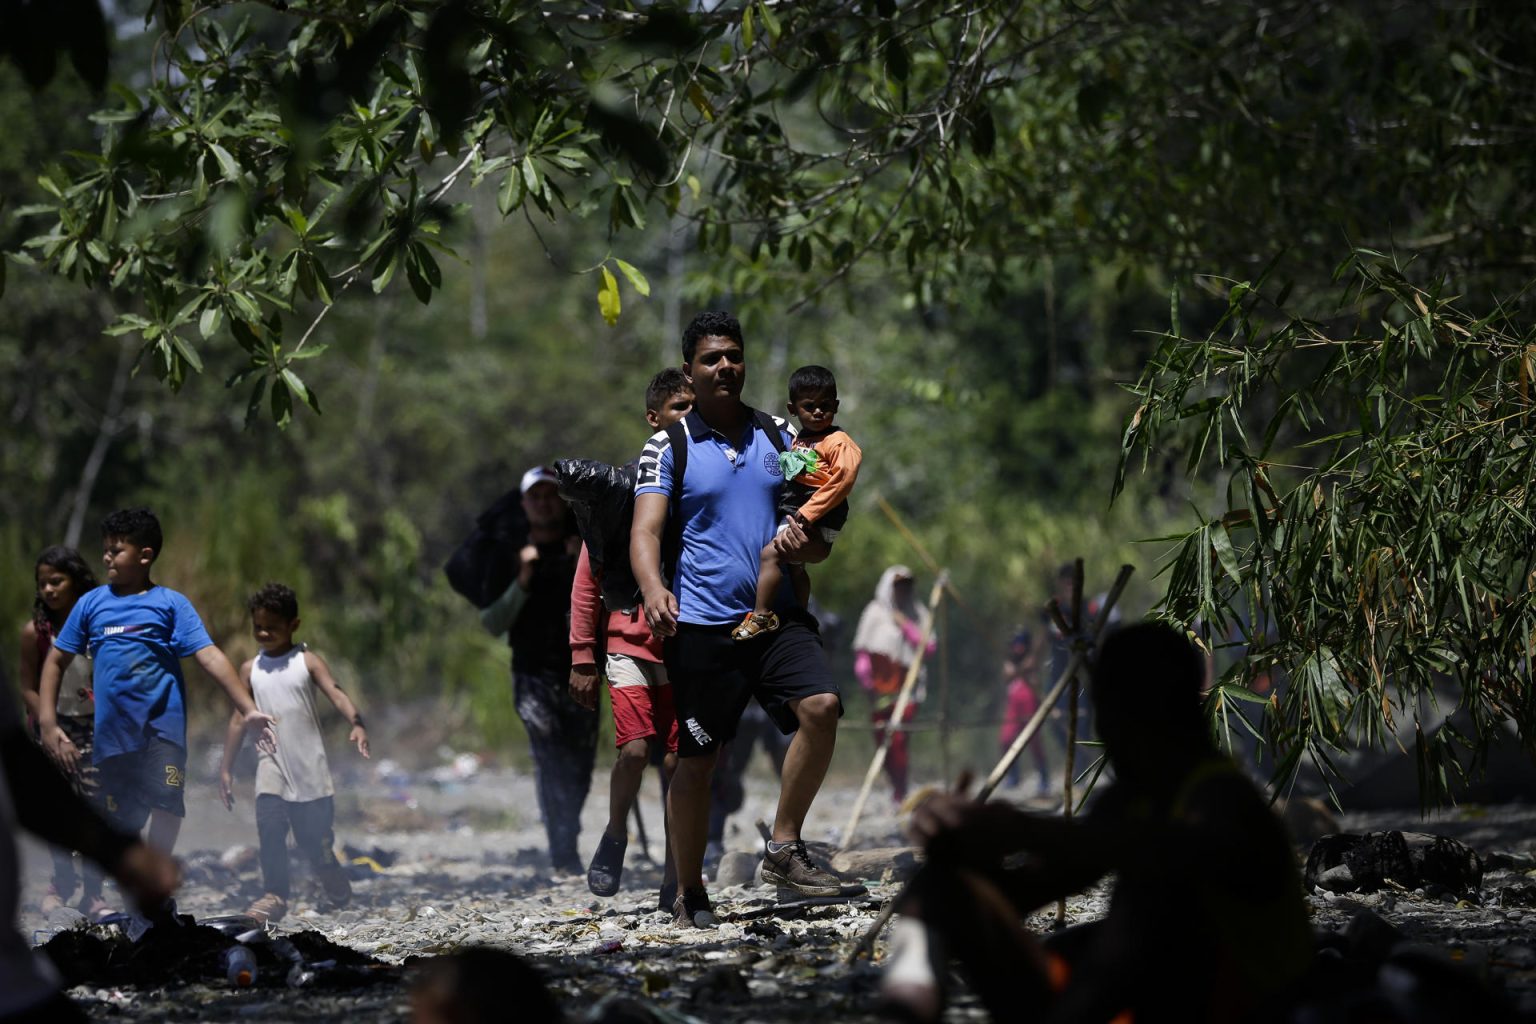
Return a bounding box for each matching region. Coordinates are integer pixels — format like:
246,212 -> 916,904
219,768 -> 235,811
517,544 -> 540,588
111,842 -> 180,913
350,725 -> 371,758
242,709 -> 278,753
569,664 -> 599,710
771,516 -> 813,559
41,722 -> 80,774
641,584 -> 679,638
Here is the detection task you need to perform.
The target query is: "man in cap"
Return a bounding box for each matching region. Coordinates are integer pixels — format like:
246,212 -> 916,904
480,466 -> 594,876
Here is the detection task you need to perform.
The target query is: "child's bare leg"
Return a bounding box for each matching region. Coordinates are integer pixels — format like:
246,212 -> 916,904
607,739 -> 650,839
146,809 -> 182,854
789,564 -> 811,608
753,540 -> 785,615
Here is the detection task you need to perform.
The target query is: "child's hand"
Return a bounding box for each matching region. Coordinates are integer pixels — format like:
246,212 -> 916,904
41,724 -> 80,774
242,709 -> 278,753
219,769 -> 235,811
350,725 -> 370,759
568,665 -> 598,710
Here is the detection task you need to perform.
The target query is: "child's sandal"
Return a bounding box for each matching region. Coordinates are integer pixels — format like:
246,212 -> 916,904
731,612 -> 780,641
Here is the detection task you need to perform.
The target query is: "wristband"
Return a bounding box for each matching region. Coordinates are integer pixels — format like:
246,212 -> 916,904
351,715 -> 365,728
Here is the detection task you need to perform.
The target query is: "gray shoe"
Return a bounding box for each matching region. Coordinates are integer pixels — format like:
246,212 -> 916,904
760,839 -> 841,897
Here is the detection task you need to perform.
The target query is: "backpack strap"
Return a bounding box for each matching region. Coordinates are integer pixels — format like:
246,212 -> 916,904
753,409 -> 788,453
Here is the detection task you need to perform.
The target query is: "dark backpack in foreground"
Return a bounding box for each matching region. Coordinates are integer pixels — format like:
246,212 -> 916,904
443,488 -> 528,609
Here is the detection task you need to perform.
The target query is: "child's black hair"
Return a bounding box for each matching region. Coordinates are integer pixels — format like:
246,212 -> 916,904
788,364 -> 837,401
645,367 -> 693,412
681,310 -> 743,363
100,507 -> 163,554
32,546 -> 98,632
248,582 -> 300,620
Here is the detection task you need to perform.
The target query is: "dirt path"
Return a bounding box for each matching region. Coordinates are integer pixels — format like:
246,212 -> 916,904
17,761 -> 1536,1021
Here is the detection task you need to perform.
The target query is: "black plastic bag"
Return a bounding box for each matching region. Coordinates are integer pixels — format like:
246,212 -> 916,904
443,488 -> 528,608
556,459 -> 641,609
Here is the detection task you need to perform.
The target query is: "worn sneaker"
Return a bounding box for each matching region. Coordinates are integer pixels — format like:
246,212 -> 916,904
245,893 -> 287,925
761,839 -> 842,897
588,831 -> 627,897
672,886 -> 716,928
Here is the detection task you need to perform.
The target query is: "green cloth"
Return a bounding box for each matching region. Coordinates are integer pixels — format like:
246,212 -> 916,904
779,448 -> 819,480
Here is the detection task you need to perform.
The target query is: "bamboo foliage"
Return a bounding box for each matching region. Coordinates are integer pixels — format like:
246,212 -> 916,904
1119,251 -> 1536,802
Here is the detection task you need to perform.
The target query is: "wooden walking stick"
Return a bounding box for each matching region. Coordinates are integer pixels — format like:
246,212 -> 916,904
848,564 -> 1133,963
839,571 -> 948,852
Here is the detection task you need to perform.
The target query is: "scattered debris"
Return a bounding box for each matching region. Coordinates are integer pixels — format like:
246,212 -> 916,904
1306,832 -> 1483,895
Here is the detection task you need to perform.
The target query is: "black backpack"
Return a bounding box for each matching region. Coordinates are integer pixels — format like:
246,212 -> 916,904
442,487 -> 529,609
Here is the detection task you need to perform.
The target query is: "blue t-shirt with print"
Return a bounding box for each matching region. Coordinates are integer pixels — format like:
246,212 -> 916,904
635,408 -> 794,626
53,585 -> 213,760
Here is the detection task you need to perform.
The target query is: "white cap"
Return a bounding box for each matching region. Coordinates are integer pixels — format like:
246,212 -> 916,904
520,465 -> 558,495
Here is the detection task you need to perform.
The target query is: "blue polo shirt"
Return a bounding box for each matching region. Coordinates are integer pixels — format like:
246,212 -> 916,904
53,584 -> 213,760
635,407 -> 794,625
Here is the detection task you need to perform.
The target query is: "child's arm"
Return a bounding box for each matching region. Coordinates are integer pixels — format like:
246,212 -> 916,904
193,645 -> 277,750
36,645 -> 79,771
304,649 -> 370,758
568,543 -> 602,711
17,621 -> 40,721
218,661 -> 255,811
794,433 -> 863,526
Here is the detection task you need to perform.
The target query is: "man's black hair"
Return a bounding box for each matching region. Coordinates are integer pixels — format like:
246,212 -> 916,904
249,582 -> 300,620
100,507 -> 163,554
681,310 -> 743,363
645,367 -> 693,412
1091,621 -> 1210,747
788,364 -> 837,401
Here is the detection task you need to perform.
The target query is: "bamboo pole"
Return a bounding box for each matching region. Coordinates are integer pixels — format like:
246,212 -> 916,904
849,565 -> 1133,963
875,495 -> 970,613
839,572 -> 947,852
939,594 -> 952,782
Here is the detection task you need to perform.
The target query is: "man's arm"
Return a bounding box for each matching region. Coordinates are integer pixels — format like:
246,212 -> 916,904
36,645 -> 79,770
304,649 -> 370,758
478,545 -> 538,636
193,645 -> 277,748
568,543 -> 602,710
631,491 -> 678,637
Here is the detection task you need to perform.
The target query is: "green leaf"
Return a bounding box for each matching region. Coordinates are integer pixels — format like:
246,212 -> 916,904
1209,521 -> 1243,583
614,258 -> 650,297
199,304 -> 222,340
497,166 -> 523,215
207,143 -> 242,183
598,265 -> 621,326
741,4 -> 754,49
270,377 -> 293,428
169,333 -> 204,374
372,247 -> 398,293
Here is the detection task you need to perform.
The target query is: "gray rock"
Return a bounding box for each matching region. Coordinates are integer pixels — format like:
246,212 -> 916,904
715,852 -> 760,888
1319,864 -> 1356,892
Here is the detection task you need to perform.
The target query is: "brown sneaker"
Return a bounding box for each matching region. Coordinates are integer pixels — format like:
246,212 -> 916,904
760,839 -> 842,897
245,893 -> 287,924
672,886 -> 716,928
731,611 -> 780,641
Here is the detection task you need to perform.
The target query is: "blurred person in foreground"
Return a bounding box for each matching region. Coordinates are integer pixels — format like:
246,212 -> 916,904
1,662 -> 178,1023
881,620 -> 1312,1024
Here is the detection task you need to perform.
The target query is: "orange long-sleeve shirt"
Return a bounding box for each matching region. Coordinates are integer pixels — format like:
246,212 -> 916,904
792,427 -> 863,525
569,543 -> 663,666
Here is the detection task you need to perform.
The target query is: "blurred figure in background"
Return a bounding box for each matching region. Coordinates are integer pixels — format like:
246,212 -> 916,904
998,628 -> 1050,795
853,566 -> 935,804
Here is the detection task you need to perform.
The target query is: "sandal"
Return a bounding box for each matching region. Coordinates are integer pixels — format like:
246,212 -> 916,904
731,611 -> 780,641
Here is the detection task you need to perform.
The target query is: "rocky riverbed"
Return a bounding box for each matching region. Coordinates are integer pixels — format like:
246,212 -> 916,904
17,754 -> 1536,1022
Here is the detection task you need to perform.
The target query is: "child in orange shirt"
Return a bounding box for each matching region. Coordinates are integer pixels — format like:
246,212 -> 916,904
733,365 -> 863,640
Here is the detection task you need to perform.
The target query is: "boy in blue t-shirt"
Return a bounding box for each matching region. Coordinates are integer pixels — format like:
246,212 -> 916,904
37,507 -> 275,855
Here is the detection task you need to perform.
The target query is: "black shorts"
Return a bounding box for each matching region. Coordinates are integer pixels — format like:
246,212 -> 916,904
98,736 -> 187,829
779,481 -> 850,535
665,610 -> 842,757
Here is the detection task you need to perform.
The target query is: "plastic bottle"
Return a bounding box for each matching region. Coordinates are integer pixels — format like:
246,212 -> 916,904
223,945 -> 258,987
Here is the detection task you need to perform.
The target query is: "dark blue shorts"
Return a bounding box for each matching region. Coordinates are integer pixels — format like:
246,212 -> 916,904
98,736 -> 187,829
665,610 -> 842,757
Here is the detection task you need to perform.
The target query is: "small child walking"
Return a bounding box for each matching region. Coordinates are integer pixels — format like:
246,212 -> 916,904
999,628 -> 1051,794
18,546 -> 106,918
220,583 -> 369,924
733,365 -> 863,640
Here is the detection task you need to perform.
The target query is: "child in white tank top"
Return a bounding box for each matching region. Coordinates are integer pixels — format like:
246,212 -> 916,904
219,583 -> 370,924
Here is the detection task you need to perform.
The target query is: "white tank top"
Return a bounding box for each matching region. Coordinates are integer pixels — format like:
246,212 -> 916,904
250,645 -> 334,802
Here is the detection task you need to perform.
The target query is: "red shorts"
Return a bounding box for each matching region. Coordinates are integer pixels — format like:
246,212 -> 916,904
606,654 -> 678,752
